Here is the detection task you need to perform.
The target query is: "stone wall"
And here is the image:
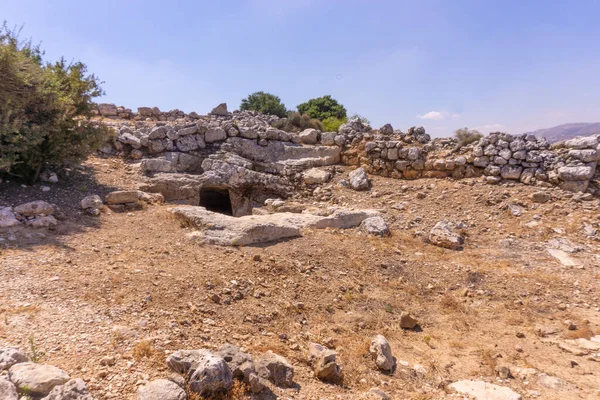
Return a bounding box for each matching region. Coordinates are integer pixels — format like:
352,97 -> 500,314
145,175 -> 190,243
97,103 -> 599,196
362,131 -> 599,194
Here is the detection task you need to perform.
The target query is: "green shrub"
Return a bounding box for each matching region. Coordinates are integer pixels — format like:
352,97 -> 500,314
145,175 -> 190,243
272,111 -> 323,132
454,127 -> 483,147
0,22 -> 110,182
322,117 -> 347,132
240,91 -> 287,118
297,95 -> 346,121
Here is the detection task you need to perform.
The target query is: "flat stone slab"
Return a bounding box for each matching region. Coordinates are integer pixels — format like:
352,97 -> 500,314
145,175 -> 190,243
449,380 -> 521,400
547,248 -> 579,266
172,206 -> 379,246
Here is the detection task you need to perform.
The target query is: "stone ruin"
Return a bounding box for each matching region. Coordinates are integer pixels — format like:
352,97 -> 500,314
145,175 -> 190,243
92,102 -> 600,239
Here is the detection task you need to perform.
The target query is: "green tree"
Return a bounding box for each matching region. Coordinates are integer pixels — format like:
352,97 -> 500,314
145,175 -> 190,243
0,22 -> 110,182
297,95 -> 347,121
240,91 -> 287,118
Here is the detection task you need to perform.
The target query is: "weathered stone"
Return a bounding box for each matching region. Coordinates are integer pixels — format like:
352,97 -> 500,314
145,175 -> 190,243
81,195 -> 103,210
141,158 -> 174,173
349,167 -> 370,191
255,351 -> 294,387
105,191 -> 140,205
299,129 -> 320,144
187,351 -> 233,396
210,103 -> 229,116
321,132 -> 337,146
557,165 -> 596,181
360,216 -> 390,237
0,208 -> 20,228
42,378 -> 94,400
379,124 -> 393,135
97,103 -> 118,116
0,376 -> 18,400
449,380 -> 521,400
0,348 -> 28,371
500,165 -> 523,180
531,191 -> 552,203
369,335 -> 395,372
14,200 -> 54,217
308,343 -> 342,382
137,379 -> 186,400
399,312 -> 418,329
27,215 -> 58,229
217,344 -> 264,393
303,168 -> 331,184
564,136 -> 598,149
205,127 -> 227,142
429,221 -> 464,250
9,362 -> 70,396
118,132 -> 142,148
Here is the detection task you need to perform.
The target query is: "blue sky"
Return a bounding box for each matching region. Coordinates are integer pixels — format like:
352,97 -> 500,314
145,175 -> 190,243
3,0 -> 600,136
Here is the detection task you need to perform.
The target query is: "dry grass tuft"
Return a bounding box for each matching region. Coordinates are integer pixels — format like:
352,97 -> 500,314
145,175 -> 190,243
132,340 -> 155,360
479,349 -> 497,375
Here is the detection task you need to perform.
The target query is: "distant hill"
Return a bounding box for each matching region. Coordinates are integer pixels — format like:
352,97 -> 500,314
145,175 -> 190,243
525,122 -> 600,143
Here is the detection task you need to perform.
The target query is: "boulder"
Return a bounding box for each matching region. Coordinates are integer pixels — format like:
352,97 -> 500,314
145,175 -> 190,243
399,312 -> 418,329
9,362 -> 70,396
81,195 -> 103,210
0,376 -> 18,400
448,380 -> 521,400
217,343 -> 264,393
531,191 -> 552,203
137,379 -> 186,400
564,136 -> 598,149
0,208 -> 20,228
379,124 -> 393,135
500,165 -> 523,180
428,221 -> 464,250
302,168 -> 332,185
210,103 -> 229,116
299,129 -> 320,145
255,351 -> 294,387
360,216 -> 390,237
141,158 -> 174,173
0,348 -> 28,371
41,378 -> 94,400
307,343 -> 342,383
14,200 -> 55,217
118,132 -> 142,149
205,127 -> 227,143
97,103 -> 117,117
557,165 -> 596,181
349,167 -> 370,191
188,351 -> 232,396
321,132 -> 337,146
27,215 -> 58,229
105,191 -> 140,205
369,335 -> 395,372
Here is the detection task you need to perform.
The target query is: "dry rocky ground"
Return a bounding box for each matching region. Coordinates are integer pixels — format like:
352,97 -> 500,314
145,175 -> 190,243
1,156 -> 599,399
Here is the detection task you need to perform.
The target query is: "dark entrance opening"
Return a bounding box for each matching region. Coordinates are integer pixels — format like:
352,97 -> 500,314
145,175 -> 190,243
199,188 -> 233,215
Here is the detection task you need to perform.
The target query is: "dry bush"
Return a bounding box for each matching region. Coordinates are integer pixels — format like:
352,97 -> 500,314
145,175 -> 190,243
439,293 -> 466,313
132,340 -> 154,359
272,112 -> 323,132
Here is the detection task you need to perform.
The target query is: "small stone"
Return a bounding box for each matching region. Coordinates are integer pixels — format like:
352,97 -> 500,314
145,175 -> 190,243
369,335 -> 395,372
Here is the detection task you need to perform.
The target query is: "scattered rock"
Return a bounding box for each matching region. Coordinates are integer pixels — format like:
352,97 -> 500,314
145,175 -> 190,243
0,348 -> 28,371
137,379 -> 186,400
9,362 -> 70,396
0,376 -> 18,400
531,191 -> 552,203
210,103 -> 229,116
360,216 -> 391,237
0,207 -> 20,228
105,190 -> 140,205
14,200 -> 55,217
217,344 -> 264,393
349,167 -> 370,191
187,351 -> 233,396
307,343 -> 342,383
369,335 -> 395,372
255,351 -> 294,387
42,378 -> 94,400
365,387 -> 391,399
399,312 -> 418,329
428,221 -> 464,250
303,168 -> 332,185
81,195 -> 104,210
299,129 -> 320,145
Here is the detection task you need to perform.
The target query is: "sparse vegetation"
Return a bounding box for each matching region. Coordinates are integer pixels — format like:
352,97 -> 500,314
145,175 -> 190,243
454,127 -> 483,148
0,22 -> 110,182
240,91 -> 287,118
272,111 -> 323,132
322,116 -> 346,132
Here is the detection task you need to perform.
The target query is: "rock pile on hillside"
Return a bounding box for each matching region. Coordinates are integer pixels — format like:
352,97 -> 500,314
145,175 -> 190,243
0,200 -> 61,229
0,347 -> 93,399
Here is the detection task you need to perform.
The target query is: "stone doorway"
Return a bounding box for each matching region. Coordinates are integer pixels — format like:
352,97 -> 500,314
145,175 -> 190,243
199,187 -> 233,215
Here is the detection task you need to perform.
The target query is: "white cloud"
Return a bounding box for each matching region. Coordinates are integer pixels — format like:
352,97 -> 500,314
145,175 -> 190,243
474,124 -> 504,132
417,111 -> 460,120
